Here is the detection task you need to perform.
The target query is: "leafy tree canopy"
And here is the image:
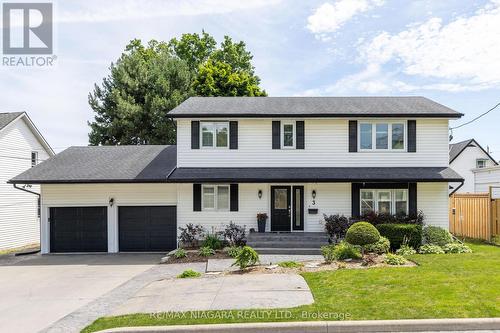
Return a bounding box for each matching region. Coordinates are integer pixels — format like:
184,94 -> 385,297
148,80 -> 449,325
88,32 -> 266,145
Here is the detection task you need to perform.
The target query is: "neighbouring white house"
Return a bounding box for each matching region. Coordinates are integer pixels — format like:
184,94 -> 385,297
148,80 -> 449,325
449,139 -> 498,194
9,97 -> 463,254
473,165 -> 500,198
0,112 -> 54,250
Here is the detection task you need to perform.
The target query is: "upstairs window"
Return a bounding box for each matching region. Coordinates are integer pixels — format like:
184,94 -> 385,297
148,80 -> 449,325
359,122 -> 405,151
31,151 -> 38,167
282,122 -> 295,148
201,122 -> 228,148
360,189 -> 408,215
476,159 -> 488,168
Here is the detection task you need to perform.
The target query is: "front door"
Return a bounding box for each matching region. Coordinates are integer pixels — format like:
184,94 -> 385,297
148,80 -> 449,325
271,186 -> 291,231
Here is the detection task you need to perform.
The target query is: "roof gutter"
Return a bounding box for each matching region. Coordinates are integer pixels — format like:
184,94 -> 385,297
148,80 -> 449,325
13,183 -> 40,197
449,180 -> 464,197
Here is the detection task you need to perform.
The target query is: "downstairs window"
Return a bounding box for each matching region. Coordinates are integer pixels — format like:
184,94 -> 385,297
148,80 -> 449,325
360,189 -> 408,215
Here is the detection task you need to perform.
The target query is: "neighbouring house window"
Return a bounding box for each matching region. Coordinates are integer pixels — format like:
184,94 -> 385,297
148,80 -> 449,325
31,151 -> 38,167
201,122 -> 228,148
202,185 -> 229,210
360,189 -> 408,215
476,159 -> 488,168
282,122 -> 295,148
359,122 -> 405,151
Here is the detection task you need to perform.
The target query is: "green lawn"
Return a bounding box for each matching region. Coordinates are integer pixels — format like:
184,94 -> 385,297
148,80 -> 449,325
82,242 -> 500,333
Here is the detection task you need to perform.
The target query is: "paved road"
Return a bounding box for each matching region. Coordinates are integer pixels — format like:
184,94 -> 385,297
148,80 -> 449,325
0,254 -> 161,333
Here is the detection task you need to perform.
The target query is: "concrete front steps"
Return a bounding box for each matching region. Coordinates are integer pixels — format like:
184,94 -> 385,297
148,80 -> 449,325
246,232 -> 329,255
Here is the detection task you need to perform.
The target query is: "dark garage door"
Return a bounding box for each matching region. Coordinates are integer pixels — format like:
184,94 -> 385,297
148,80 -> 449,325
50,207 -> 108,253
119,206 -> 177,252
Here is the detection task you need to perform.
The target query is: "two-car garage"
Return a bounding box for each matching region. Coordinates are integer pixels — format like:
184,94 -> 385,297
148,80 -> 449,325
48,204 -> 177,253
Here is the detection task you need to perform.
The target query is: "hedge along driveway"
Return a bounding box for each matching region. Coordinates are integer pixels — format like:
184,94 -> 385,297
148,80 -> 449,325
82,243 -> 500,333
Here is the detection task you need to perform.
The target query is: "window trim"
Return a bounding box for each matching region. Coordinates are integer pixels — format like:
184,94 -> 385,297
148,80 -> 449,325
31,151 -> 38,167
202,184 -> 230,211
281,121 -> 295,149
358,121 -> 406,152
200,121 -> 229,149
360,189 -> 408,215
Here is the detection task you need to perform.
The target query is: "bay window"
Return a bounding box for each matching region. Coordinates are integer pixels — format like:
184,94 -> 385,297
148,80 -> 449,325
360,189 -> 408,215
202,185 -> 229,210
201,122 -> 229,148
359,122 -> 405,151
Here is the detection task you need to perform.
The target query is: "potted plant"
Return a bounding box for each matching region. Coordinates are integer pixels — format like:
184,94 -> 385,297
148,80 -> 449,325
256,213 -> 268,233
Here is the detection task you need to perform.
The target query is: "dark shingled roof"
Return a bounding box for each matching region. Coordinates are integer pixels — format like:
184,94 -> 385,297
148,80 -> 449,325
10,145 -> 176,184
449,139 -> 498,165
0,112 -> 23,131
169,96 -> 463,118
168,167 -> 463,183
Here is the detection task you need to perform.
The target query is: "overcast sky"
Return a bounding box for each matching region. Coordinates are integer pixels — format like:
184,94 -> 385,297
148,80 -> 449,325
1,0 -> 499,159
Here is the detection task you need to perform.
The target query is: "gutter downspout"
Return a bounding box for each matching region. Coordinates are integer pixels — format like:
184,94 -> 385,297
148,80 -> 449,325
12,184 -> 42,255
449,180 -> 464,197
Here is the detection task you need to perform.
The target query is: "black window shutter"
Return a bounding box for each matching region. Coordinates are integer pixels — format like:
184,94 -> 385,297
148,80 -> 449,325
296,121 -> 305,149
409,182 -> 417,215
351,183 -> 361,217
348,120 -> 357,152
408,120 -> 416,152
193,184 -> 201,211
230,184 -> 239,211
272,121 -> 281,149
229,121 -> 238,149
191,121 -> 200,149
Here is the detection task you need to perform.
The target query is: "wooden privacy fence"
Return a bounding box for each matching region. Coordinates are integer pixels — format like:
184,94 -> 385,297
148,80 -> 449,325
449,189 -> 500,241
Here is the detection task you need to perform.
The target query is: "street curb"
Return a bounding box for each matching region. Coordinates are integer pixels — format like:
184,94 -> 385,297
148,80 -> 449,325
97,318 -> 500,333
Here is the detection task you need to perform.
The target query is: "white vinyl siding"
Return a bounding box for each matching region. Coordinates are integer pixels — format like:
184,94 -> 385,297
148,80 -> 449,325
177,118 -> 449,167
0,118 -> 51,250
473,166 -> 500,197
418,182 -> 449,230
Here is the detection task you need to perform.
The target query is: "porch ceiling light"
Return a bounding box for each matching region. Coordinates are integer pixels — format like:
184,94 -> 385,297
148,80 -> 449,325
258,189 -> 263,199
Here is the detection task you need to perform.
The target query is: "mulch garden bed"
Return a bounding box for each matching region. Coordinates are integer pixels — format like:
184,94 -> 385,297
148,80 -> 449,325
163,250 -> 231,264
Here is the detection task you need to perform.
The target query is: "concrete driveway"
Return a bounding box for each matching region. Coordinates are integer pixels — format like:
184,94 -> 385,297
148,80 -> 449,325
0,253 -> 161,333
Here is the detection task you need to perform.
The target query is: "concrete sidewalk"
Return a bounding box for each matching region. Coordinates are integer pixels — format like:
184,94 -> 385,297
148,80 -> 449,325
96,318 -> 500,333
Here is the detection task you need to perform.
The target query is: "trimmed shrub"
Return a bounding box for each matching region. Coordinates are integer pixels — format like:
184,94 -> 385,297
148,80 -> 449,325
396,245 -> 416,256
222,222 -> 246,246
202,233 -> 223,250
173,248 -> 187,259
178,223 -> 205,248
376,223 -> 422,250
198,246 -> 215,257
322,241 -> 362,261
232,246 -> 259,269
225,246 -> 243,258
364,236 -> 390,254
352,210 -> 425,226
278,261 -> 303,268
419,244 -> 445,254
323,214 -> 352,241
384,253 -> 407,265
422,226 -> 453,246
345,222 -> 380,251
177,269 -> 201,278
443,242 -> 472,254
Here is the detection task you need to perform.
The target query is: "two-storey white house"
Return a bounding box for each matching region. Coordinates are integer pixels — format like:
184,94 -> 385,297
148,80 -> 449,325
0,112 -> 53,250
10,97 -> 463,254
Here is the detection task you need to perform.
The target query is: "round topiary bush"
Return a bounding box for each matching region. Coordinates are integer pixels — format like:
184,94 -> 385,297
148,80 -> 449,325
345,222 -> 381,251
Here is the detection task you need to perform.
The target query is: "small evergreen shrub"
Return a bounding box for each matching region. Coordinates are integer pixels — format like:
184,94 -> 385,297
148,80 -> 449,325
225,246 -> 243,258
419,244 -> 445,254
345,222 -> 380,252
321,245 -> 336,264
173,248 -> 187,259
376,224 -> 422,250
364,236 -> 390,254
177,269 -> 201,278
232,246 -> 259,269
422,226 -> 453,246
278,261 -> 304,268
396,245 -> 416,256
202,233 -> 223,250
178,223 -> 205,248
328,241 -> 362,261
384,253 -> 407,265
198,246 -> 215,257
443,242 -> 472,254
323,214 -> 352,241
222,222 -> 246,246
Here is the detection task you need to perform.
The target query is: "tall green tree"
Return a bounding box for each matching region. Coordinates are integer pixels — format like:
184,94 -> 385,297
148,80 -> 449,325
88,39 -> 192,145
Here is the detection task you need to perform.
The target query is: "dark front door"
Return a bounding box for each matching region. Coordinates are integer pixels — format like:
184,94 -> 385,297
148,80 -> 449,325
118,206 -> 177,252
271,186 -> 291,231
292,186 -> 304,231
50,207 -> 108,253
